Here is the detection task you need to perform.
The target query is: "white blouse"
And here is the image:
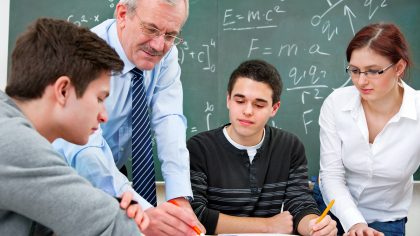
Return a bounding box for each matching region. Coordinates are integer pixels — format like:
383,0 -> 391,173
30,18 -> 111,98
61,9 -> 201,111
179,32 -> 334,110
319,82 -> 420,232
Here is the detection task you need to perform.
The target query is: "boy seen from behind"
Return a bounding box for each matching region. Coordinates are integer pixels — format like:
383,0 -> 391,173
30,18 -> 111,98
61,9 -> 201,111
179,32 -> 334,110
0,18 -> 148,235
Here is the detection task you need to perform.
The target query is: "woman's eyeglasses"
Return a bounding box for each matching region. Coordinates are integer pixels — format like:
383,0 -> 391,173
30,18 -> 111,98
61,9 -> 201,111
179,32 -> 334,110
346,63 -> 394,79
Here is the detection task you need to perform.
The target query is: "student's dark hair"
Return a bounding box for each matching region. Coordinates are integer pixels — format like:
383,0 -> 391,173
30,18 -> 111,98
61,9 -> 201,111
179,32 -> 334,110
227,59 -> 282,104
6,18 -> 124,100
346,23 -> 411,79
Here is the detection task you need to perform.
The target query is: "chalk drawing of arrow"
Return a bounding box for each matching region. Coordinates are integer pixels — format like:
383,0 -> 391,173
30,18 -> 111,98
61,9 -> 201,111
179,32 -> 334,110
344,5 -> 356,35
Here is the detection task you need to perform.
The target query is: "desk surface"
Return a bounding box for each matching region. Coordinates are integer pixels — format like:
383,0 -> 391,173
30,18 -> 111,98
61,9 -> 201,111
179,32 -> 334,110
210,234 -> 298,236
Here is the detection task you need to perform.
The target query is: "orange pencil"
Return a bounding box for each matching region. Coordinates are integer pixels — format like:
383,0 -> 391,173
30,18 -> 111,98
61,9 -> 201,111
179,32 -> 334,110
316,199 -> 335,223
168,199 -> 204,236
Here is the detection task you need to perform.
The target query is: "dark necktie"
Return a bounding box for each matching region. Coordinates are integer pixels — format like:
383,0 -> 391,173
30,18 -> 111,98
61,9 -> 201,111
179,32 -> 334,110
130,68 -> 157,206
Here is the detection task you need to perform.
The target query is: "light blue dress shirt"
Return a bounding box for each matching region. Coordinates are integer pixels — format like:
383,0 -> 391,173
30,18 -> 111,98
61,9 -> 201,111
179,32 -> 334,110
53,19 -> 192,208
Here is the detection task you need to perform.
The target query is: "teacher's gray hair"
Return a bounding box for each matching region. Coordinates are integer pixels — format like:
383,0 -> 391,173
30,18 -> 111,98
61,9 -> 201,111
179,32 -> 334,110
116,0 -> 189,23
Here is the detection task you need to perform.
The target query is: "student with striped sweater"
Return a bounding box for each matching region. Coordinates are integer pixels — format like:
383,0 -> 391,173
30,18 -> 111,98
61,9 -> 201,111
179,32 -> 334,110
188,59 -> 337,236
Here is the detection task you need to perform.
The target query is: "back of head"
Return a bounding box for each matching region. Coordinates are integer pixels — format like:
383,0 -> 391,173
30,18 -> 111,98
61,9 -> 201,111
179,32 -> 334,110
228,59 -> 283,104
346,23 -> 411,79
6,18 -> 124,100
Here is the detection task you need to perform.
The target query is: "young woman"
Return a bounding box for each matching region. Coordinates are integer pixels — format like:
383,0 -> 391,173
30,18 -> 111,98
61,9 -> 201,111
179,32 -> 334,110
314,23 -> 419,236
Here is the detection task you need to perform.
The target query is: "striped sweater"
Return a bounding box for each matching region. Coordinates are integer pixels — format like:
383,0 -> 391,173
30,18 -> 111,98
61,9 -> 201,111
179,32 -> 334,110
188,125 -> 320,234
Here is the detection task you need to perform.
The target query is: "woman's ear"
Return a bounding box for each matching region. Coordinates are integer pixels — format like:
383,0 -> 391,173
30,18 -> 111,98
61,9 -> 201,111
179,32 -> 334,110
395,58 -> 407,78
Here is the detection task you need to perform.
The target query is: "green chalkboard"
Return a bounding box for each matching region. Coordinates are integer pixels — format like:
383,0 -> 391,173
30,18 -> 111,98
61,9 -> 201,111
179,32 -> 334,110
9,0 -> 420,181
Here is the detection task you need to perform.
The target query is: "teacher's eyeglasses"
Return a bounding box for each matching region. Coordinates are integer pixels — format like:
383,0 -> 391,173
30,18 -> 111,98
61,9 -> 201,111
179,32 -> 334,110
134,13 -> 184,46
346,63 -> 394,79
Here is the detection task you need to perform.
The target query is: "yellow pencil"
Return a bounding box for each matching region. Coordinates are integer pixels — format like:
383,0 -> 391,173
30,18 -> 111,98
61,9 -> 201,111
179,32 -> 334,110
316,199 -> 335,223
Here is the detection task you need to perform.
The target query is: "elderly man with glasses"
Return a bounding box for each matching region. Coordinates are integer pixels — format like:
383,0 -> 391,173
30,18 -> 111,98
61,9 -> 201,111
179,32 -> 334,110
53,0 -> 204,235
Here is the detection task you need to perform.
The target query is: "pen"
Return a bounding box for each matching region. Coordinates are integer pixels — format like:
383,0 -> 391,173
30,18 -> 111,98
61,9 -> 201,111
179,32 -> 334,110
280,202 -> 284,213
316,199 -> 335,223
115,197 -> 138,206
168,199 -> 204,236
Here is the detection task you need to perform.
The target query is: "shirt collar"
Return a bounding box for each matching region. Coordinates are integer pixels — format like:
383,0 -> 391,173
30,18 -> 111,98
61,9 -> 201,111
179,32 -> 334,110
108,21 -> 136,75
399,81 -> 418,120
341,87 -> 362,119
340,82 -> 418,121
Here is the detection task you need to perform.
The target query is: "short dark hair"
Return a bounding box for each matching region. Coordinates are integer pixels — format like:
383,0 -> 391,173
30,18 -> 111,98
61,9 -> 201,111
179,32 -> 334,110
346,23 -> 411,79
227,59 -> 282,104
6,18 -> 124,100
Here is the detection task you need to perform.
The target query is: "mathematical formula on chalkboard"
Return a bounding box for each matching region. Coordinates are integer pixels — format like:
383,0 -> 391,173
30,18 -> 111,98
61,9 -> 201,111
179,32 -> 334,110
181,0 -> 390,136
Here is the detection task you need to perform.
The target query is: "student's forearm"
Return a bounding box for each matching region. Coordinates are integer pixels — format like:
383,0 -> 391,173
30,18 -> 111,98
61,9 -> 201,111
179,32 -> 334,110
215,211 -> 293,234
215,213 -> 270,234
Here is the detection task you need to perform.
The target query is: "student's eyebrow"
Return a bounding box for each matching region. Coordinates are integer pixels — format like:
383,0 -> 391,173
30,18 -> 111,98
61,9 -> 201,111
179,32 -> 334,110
348,63 -> 381,69
233,94 -> 268,103
233,94 -> 245,98
255,98 -> 268,103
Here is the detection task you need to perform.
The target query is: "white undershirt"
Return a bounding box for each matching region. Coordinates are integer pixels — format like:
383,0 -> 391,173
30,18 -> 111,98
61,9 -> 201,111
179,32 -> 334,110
223,126 -> 265,163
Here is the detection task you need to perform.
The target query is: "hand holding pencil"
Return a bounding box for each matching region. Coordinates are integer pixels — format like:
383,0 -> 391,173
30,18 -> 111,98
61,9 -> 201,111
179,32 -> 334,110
169,199 -> 205,236
309,199 -> 337,236
140,198 -> 205,236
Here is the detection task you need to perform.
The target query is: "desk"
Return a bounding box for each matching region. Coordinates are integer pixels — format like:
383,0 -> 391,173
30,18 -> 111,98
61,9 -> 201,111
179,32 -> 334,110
209,234 -> 298,236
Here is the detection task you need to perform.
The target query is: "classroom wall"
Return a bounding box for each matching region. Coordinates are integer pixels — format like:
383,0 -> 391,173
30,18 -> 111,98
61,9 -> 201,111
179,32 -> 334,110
0,0 -> 10,91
